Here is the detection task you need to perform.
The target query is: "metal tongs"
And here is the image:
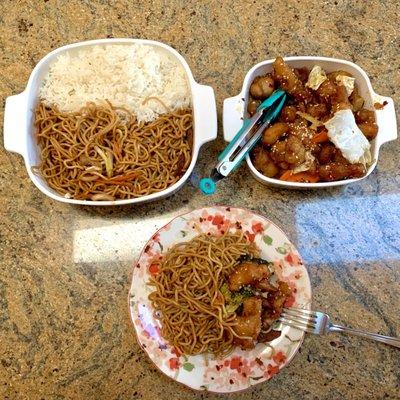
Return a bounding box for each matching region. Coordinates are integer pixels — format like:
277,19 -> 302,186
199,89 -> 287,194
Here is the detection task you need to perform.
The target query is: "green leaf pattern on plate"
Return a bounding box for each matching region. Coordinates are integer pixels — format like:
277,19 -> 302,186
182,362 -> 195,372
276,242 -> 291,254
263,235 -> 273,245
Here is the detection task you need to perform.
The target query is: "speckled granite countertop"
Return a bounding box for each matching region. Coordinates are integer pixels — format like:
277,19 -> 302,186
0,1 -> 399,399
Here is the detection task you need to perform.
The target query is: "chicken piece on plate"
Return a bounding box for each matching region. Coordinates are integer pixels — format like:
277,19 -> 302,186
273,57 -> 312,102
250,74 -> 275,99
262,122 -> 289,145
355,109 -> 378,140
270,134 -> 307,168
228,261 -> 271,292
287,119 -> 314,144
349,86 -> 364,111
280,105 -> 298,122
255,278 -> 279,292
355,109 -> 376,124
332,84 -> 352,112
232,297 -> 262,349
318,143 -> 336,164
316,79 -> 337,102
247,99 -> 261,116
294,67 -> 310,84
252,146 -> 279,178
284,135 -> 307,166
261,309 -> 278,330
319,162 -> 365,181
260,281 -> 292,330
270,140 -> 286,164
258,329 -> 281,343
306,102 -> 329,119
358,122 -> 378,141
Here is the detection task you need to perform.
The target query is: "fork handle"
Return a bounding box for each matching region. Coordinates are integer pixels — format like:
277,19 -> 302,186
330,324 -> 400,348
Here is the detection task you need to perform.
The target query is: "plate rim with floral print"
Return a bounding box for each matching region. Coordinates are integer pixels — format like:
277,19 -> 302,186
128,206 -> 312,393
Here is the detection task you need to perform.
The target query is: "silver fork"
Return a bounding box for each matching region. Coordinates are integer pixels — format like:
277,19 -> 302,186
279,307 -> 400,348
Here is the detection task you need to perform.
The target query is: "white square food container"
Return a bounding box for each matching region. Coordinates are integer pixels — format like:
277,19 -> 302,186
223,56 -> 397,189
3,38 -> 217,205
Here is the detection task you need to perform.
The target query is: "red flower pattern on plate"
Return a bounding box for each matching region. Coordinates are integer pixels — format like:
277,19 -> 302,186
149,263 -> 159,276
251,222 -> 264,234
266,364 -> 280,377
285,251 -> 302,267
211,214 -> 225,228
272,351 -> 287,365
168,357 -> 180,370
171,347 -> 181,357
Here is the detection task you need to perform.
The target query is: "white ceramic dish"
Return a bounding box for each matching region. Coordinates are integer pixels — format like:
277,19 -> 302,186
223,56 -> 397,189
3,38 -> 217,205
129,206 -> 311,393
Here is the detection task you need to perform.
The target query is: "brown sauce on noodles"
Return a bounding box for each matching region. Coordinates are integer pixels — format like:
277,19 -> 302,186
148,232 -> 259,356
33,101 -> 193,200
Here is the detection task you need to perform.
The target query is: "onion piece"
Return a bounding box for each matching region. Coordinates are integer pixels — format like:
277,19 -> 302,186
296,111 -> 324,130
85,165 -> 102,172
336,75 -> 355,96
306,65 -> 327,90
269,273 -> 279,288
80,174 -> 99,182
91,193 -> 116,201
293,151 -> 316,174
95,146 -> 113,178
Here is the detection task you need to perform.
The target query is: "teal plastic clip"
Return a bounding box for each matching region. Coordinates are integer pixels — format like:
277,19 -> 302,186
199,89 -> 287,195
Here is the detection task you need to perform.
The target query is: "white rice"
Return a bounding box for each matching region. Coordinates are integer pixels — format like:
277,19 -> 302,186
39,44 -> 191,122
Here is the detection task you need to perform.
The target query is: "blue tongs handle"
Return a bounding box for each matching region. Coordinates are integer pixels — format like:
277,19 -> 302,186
199,90 -> 286,195
218,89 -> 286,164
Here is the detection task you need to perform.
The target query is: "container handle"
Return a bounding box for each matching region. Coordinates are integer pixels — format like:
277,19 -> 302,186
3,91 -> 28,158
373,93 -> 397,146
192,83 -> 217,147
223,94 -> 244,142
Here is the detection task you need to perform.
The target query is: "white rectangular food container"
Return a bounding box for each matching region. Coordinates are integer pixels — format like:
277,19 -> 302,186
223,56 -> 397,188
3,38 -> 217,205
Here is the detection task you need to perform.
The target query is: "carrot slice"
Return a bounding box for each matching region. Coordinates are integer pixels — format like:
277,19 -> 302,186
311,130 -> 329,143
279,170 -> 293,181
280,170 -> 320,183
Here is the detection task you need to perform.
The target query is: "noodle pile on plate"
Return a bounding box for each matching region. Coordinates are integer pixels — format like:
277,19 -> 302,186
148,231 -> 259,356
33,101 -> 193,200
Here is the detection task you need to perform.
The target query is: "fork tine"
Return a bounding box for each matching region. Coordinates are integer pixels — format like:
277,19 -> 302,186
278,318 -> 316,334
281,317 -> 316,331
280,315 -> 317,330
283,307 -> 314,313
281,311 -> 317,324
283,307 -> 317,317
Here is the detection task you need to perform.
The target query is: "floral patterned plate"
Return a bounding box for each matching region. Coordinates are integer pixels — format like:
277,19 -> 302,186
128,206 -> 311,393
